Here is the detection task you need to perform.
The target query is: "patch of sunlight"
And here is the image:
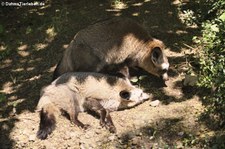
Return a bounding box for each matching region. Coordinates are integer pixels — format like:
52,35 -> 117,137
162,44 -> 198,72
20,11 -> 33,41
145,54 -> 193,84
0,59 -> 12,69
34,43 -> 48,51
28,8 -> 38,13
145,10 -> 150,14
132,2 -> 143,7
8,98 -> 25,107
114,12 -> 122,16
18,44 -> 28,51
37,12 -> 45,16
29,58 -> 42,63
172,0 -> 181,5
27,75 -> 41,81
144,0 -> 151,2
167,49 -> 184,58
132,12 -> 139,16
111,1 -> 128,10
168,11 -> 173,15
0,45 -> 7,51
46,27 -> 57,41
26,67 -> 34,71
20,59 -> 26,63
8,95 -> 17,101
12,68 -> 24,72
105,9 -> 121,12
17,50 -> 30,57
176,30 -> 188,35
2,82 -> 14,94
40,3 -> 50,10
167,30 -> 173,33
3,59 -> 12,64
46,27 -> 57,37
48,65 -> 56,73
62,44 -> 69,49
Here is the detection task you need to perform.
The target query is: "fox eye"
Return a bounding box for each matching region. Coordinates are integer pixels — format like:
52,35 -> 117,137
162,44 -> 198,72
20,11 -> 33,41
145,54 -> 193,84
158,68 -> 167,74
120,90 -> 130,100
162,69 -> 167,73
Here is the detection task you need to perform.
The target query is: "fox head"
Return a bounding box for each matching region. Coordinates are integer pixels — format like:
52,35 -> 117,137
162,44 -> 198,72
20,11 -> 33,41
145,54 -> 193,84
139,39 -> 169,81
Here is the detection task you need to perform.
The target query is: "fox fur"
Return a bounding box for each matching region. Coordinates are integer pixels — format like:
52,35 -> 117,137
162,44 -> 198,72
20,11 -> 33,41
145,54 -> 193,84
37,72 -> 149,139
53,17 -> 169,81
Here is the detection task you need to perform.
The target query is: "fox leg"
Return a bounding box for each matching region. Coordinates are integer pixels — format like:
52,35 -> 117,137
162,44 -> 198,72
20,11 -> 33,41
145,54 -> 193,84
99,109 -> 116,133
69,111 -> 89,129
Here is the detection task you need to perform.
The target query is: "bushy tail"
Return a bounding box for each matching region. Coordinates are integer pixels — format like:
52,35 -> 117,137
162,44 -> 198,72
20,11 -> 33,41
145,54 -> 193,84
37,104 -> 57,140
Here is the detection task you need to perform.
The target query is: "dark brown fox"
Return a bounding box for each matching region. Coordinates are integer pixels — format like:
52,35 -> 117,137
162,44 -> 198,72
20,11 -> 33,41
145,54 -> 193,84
53,17 -> 169,81
37,72 -> 149,140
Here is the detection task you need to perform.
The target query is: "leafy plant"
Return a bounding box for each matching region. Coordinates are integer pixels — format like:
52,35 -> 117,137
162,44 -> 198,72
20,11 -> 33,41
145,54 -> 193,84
195,0 -> 225,128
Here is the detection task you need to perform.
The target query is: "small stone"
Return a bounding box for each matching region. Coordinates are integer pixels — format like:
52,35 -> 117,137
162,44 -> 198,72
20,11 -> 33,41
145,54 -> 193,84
149,136 -> 154,140
95,129 -> 102,135
132,137 -> 140,145
79,143 -> 86,149
85,134 -> 91,139
178,131 -> 184,136
63,134 -> 71,140
176,141 -> 184,149
22,129 -> 29,135
85,131 -> 95,139
150,100 -> 160,107
28,134 -> 36,141
108,135 -> 116,141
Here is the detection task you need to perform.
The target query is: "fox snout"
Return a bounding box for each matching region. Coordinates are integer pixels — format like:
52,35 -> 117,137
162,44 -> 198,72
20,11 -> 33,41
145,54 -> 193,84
161,72 -> 169,81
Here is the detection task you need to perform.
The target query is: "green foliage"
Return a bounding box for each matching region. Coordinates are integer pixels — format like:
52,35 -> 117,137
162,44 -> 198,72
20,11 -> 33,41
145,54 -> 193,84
0,93 -> 6,103
0,48 -> 13,61
195,0 -> 225,127
209,0 -> 225,15
52,8 -> 69,32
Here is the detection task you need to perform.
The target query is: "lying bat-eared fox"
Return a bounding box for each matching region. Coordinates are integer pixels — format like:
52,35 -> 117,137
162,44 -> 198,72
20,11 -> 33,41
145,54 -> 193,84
53,17 -> 169,81
36,72 -> 149,140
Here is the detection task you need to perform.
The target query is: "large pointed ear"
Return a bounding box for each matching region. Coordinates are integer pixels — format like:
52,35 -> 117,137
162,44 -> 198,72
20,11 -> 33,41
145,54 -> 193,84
116,65 -> 130,79
151,47 -> 162,65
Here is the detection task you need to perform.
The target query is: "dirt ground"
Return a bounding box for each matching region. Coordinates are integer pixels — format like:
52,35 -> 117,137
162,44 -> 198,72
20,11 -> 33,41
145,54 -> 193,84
0,0 -> 224,148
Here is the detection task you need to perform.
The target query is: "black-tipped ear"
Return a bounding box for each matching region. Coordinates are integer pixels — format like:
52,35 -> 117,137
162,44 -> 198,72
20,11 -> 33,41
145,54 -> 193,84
151,47 -> 162,64
120,90 -> 130,100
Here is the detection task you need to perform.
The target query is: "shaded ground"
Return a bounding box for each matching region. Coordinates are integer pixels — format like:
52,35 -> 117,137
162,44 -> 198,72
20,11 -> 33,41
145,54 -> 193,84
0,0 -> 224,148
